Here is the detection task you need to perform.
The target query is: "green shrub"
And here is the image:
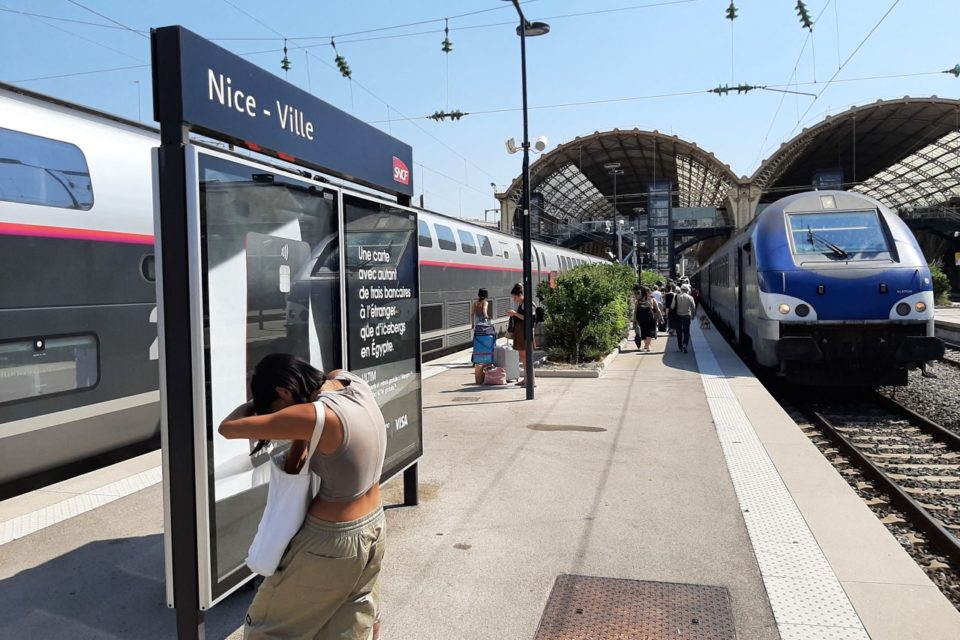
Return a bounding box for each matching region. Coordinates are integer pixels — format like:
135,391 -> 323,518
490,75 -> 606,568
538,263 -> 636,363
930,259 -> 952,304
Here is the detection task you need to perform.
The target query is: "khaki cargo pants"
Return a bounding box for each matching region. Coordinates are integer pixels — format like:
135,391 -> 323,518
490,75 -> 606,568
244,507 -> 386,640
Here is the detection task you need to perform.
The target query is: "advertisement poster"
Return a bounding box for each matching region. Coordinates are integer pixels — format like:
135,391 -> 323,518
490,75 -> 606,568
343,196 -> 423,481
192,150 -> 422,602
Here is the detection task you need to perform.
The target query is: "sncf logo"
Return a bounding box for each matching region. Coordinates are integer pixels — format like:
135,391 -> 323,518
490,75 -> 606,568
392,156 -> 410,185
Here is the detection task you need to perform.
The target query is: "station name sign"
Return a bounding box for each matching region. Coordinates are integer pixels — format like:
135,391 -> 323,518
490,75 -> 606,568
152,26 -> 413,197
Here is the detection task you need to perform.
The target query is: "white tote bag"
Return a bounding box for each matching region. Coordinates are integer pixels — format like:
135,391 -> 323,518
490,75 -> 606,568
246,424 -> 323,577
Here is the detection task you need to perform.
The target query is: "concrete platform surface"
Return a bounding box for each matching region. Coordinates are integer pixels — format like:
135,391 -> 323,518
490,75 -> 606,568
1,327 -> 958,639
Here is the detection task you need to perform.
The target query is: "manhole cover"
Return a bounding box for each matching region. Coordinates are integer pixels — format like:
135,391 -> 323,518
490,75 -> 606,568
534,575 -> 735,640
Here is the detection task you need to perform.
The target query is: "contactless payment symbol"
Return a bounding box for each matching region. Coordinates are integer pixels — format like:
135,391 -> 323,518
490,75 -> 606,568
392,156 -> 410,185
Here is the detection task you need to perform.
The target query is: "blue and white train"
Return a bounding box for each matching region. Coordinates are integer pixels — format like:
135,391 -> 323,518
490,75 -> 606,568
694,190 -> 944,385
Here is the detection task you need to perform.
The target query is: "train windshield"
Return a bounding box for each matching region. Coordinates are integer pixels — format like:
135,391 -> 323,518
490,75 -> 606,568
788,210 -> 890,255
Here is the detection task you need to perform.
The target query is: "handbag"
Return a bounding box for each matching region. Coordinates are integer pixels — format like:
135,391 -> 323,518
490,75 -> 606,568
245,420 -> 324,576
482,366 -> 507,385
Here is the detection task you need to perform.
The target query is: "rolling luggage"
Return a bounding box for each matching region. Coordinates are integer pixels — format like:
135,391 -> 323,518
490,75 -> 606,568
494,344 -> 521,381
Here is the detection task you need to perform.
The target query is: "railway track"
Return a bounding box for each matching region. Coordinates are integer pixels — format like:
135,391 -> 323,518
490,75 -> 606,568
798,392 -> 960,569
942,343 -> 960,370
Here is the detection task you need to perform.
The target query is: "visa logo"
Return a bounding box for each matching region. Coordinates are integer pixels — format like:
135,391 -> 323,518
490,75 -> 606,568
392,156 -> 410,185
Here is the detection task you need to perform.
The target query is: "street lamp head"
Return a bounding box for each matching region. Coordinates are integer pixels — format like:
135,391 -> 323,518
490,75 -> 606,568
603,162 -> 621,170
517,20 -> 550,37
533,135 -> 548,152
505,138 -> 519,154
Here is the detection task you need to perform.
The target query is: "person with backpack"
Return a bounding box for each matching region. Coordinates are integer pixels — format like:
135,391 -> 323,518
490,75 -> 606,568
672,284 -> 697,353
661,282 -> 677,336
634,286 -> 663,353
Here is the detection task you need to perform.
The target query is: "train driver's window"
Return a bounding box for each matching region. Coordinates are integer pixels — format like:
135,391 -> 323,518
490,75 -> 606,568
477,235 -> 494,256
434,224 -> 457,251
457,230 -> 477,254
418,220 -> 433,247
0,127 -> 94,210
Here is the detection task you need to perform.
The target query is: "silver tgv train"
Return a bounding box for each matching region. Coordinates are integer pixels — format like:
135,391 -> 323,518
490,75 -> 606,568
0,81 -> 602,484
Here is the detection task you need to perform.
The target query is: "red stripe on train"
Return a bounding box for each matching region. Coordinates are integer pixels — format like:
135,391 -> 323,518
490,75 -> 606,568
0,222 -> 155,245
419,259 -> 549,274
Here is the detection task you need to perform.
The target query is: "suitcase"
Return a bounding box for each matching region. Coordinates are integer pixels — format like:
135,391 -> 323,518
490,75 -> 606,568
494,344 -> 521,381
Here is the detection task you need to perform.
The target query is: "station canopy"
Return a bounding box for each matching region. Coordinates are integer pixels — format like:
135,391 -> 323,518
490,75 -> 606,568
502,129 -> 740,224
752,97 -> 960,210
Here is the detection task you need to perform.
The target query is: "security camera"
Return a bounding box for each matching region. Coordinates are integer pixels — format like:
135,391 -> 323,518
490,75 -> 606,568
533,136 -> 548,152
505,138 -> 519,154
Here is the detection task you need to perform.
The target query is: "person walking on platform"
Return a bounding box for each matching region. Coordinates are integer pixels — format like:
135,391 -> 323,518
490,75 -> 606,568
219,354 -> 387,640
672,284 -> 697,353
471,288 -> 495,384
634,286 -> 663,352
662,282 -> 677,336
506,283 -> 532,386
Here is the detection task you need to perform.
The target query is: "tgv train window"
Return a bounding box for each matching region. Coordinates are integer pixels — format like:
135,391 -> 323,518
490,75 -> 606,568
477,234 -> 494,256
458,230 -> 477,254
0,334 -> 98,403
434,224 -> 457,251
418,220 -> 433,247
788,210 -> 890,254
0,127 -> 94,210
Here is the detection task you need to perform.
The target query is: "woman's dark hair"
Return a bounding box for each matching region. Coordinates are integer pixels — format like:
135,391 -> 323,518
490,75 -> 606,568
478,288 -> 489,299
640,286 -> 651,299
510,283 -> 523,296
250,353 -> 326,416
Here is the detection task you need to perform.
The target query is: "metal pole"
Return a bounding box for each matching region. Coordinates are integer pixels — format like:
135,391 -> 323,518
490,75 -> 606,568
518,7 -> 535,400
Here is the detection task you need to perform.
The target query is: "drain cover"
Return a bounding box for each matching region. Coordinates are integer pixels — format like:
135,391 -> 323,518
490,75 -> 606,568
534,575 -> 735,640
451,396 -> 482,402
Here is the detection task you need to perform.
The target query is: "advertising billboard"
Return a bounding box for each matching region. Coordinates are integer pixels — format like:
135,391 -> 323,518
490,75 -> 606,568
178,147 -> 422,606
152,26 -> 422,628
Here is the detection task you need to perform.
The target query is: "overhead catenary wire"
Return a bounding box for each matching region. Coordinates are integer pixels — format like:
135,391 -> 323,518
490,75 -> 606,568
787,0 -> 902,138
0,7 -> 147,33
63,0 -> 148,39
207,0 -> 699,45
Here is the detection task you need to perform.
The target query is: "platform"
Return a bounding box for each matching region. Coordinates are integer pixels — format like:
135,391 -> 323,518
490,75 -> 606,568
1,330 -> 959,639
936,306 -> 960,344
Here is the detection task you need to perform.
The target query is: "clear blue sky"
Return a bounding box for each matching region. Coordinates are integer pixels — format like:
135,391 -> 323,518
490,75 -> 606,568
2,0 -> 957,220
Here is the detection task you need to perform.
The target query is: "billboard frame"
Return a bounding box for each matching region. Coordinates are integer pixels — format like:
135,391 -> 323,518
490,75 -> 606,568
151,25 -> 421,639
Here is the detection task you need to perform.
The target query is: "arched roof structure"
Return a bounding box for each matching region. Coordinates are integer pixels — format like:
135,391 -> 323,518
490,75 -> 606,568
502,129 -> 741,225
752,97 -> 960,210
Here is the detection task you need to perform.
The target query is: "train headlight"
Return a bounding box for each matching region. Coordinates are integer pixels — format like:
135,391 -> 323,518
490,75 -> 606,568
795,304 -> 810,318
778,304 -> 791,315
915,301 -> 927,313
896,302 -> 910,316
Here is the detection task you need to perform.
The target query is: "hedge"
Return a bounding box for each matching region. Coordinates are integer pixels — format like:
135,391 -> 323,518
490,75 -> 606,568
538,263 -> 636,363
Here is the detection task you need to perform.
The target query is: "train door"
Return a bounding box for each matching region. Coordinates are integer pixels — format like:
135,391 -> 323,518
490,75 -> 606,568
736,246 -> 745,344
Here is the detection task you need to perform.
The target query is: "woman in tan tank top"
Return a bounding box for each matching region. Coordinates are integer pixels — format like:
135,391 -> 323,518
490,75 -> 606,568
219,353 -> 386,640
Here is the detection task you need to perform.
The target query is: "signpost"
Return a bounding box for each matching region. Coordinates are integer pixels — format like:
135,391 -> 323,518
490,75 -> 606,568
151,26 -> 422,639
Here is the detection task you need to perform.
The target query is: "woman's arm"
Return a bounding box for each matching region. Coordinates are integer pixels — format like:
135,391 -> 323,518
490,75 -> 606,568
219,402 -> 317,441
481,300 -> 489,320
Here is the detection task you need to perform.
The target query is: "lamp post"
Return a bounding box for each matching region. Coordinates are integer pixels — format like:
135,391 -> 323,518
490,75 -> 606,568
633,206 -> 645,282
616,219 -> 624,263
504,0 -> 549,400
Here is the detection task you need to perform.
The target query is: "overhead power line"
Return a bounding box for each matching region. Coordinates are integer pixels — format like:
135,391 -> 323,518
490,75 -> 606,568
64,0 -> 148,39
208,0 -> 699,45
0,7 -> 147,33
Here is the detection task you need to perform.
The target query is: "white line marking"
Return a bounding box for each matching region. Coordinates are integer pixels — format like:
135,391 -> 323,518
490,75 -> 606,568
1,391 -> 160,437
690,325 -> 869,639
0,466 -> 162,546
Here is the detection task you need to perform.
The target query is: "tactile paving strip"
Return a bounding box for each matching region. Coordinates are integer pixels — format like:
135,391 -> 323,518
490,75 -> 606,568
690,326 -> 869,639
0,466 -> 162,546
533,574 -> 736,640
